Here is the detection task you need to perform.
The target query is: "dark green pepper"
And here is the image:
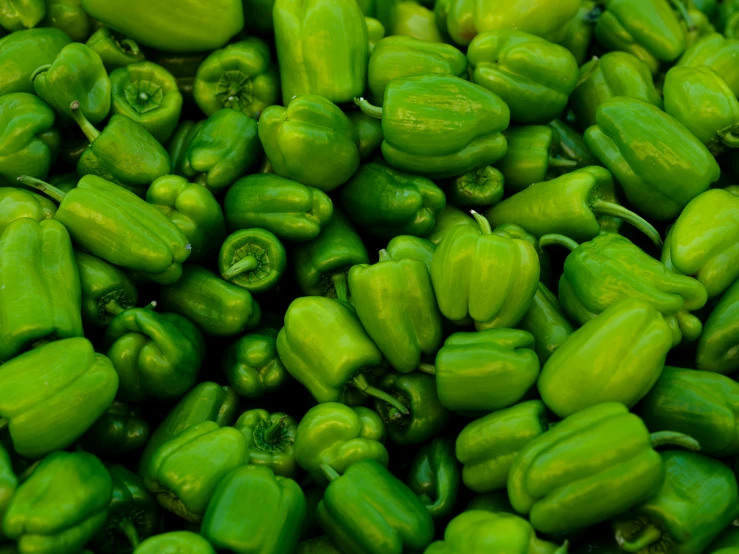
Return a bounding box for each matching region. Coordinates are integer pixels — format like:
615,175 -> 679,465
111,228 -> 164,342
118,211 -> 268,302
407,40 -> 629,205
518,282 -> 574,364
445,166 -> 504,208
218,229 -> 287,293
222,329 -> 287,400
697,278 -> 739,374
41,0 -> 93,42
547,119 -> 599,169
86,27 -> 145,72
0,28 -> 70,96
234,409 -> 298,478
78,401 -> 150,458
406,437 -> 460,521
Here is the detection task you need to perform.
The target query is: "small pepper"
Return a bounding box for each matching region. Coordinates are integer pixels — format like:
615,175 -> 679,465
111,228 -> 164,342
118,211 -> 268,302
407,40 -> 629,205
406,437 -> 460,521
445,166 -> 504,208
697,279 -> 739,374
218,229 -> 287,293
86,27 -> 145,72
234,409 -> 298,478
78,401 -> 150,458
222,329 -> 287,400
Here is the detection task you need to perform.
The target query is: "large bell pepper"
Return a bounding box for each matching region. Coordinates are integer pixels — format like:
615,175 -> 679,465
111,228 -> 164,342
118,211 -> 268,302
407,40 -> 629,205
222,329 -> 286,400
105,308 -> 205,402
612,451 -> 739,553
40,1 -> 91,45
0,28 -> 70,95
445,166 -> 504,209
273,0 -> 367,104
661,189 -> 739,299
0,218 -> 82,361
697,279 -> 739,374
356,75 -> 510,179
218,229 -> 287,293
319,460 -> 435,554
584,96 -> 721,222
201,465 -> 306,554
0,187 -> 55,235
518,283 -> 574,365
294,402 -> 388,485
78,401 -> 149,457
3,451 -> 112,554
0,0 -> 44,31
193,38 -> 279,119
234,409 -> 298,478
456,400 -> 548,493
508,402 -> 700,534
86,27 -> 145,72
406,437 -> 460,521
135,532 -> 215,554
678,33 -> 739,96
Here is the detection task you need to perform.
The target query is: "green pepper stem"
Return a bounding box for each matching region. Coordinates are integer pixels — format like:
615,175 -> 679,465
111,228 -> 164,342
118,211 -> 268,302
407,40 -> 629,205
554,540 -> 569,554
378,249 -> 391,262
470,210 -> 492,235
120,38 -> 140,55
354,97 -> 383,119
352,373 -> 409,415
548,157 -> 578,169
16,176 -> 67,203
615,523 -> 662,552
669,0 -> 695,31
29,64 -> 51,82
119,519 -> 141,548
69,101 -> 101,143
590,200 -> 663,248
719,129 -> 739,149
417,363 -> 436,376
539,234 -> 579,252
264,417 -> 287,444
222,255 -> 259,280
105,299 -> 127,317
320,464 -> 341,483
650,431 -> 700,451
332,272 -> 349,302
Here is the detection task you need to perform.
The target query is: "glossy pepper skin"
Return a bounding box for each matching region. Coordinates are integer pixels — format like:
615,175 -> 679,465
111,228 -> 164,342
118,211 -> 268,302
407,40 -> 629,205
425,510 -> 568,554
456,400 -> 548,493
468,30 -> 579,124
224,174 -> 333,242
406,437 -> 460,521
661,189 -> 739,300
32,43 -> 110,124
570,51 -> 663,130
79,0 -> 244,53
559,0 -> 597,65
518,283 -> 574,365
105,308 -> 205,402
0,187 -> 55,234
584,97 -> 721,222
0,445 -> 16,530
201,465 -> 306,554
697,279 -> 739,374
319,460 -> 435,554
0,93 -> 59,186
110,62 -> 183,144
0,29 -> 70,96
218,229 -> 287,293
386,1 -> 440,42
223,330 -> 286,399
356,75 -> 510,179
86,27 -> 145,72
559,233 -> 707,345
431,212 -> 539,330
548,119 -> 599,169
194,38 -> 279,119
348,111 -> 383,161
136,531 -> 215,553
21,175 -> 190,284
374,371 -> 449,446
147,175 -> 227,263
427,206 -> 477,246
259,96 -> 360,192
273,0 -> 367,104
678,34 -> 739,97
3,451 -> 112,554
508,402 -> 699,535
445,166 -> 504,208
234,409 -> 298,478
78,401 -> 150,458
142,421 -> 247,523
295,403 -> 388,485
0,218 -> 82,362
367,36 -> 467,104
0,0 -> 44,32
160,265 -> 261,337
0,338 -> 117,459
612,451 -> 739,554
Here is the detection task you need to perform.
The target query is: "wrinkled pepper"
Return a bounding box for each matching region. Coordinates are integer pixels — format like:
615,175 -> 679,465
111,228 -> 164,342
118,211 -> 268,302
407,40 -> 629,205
445,166 -> 504,209
234,409 -> 298,478
218,229 -> 287,293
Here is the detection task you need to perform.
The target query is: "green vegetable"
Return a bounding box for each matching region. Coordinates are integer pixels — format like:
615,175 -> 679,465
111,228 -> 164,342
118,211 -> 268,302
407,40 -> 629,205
0,0 -> 45,31
445,166 -> 504,208
234,409 -> 298,478
0,28 -> 70,96
518,282 -> 574,364
222,329 -> 286,400
406,437 -> 460,521
678,33 -> 739,96
78,401 -> 150,457
41,0 -> 92,42
86,27 -> 144,71
134,531 -> 215,553
697,278 -> 739,374
218,229 -> 286,293
0,187 -> 55,235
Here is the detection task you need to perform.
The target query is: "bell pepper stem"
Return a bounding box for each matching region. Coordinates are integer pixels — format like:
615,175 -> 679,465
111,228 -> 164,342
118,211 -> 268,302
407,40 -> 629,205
354,97 -> 383,119
222,256 -> 259,280
669,0 -> 695,31
29,64 -> 51,82
105,299 -> 127,317
119,519 -> 141,548
70,101 -> 101,143
649,431 -> 700,451
470,211 -> 492,235
554,541 -> 569,554
719,129 -> 739,148
120,38 -> 140,55
615,523 -> 662,552
16,176 -> 67,203
332,272 -> 349,302
590,200 -> 663,248
417,363 -> 436,376
351,373 -> 409,415
264,416 -> 287,444
539,234 -> 579,252
378,249 -> 391,262
320,464 -> 341,483
548,157 -> 578,169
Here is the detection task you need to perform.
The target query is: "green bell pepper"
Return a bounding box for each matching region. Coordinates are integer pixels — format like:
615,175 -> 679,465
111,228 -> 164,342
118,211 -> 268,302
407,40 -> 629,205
356,75 -> 510,179
0,218 -> 82,361
222,329 -> 287,399
142,421 -> 247,522
697,278 -> 739,374
234,409 -> 298,478
292,209 -> 369,299
387,1 -> 441,42
201,465 -> 306,554
508,402 -> 700,535
339,162 -> 446,238
538,299 -> 673,418
456,400 -> 548,493
0,28 -> 70,95
559,0 -> 598,65
0,187 -> 55,235
78,401 -> 150,457
427,207 -> 476,246
110,62 -> 183,144
0,338 -> 117,459
367,16 -> 386,52
105,308 -> 205,402
147,174 -> 227,263
79,0 -> 244,52
41,0 -> 92,43
319,460 -> 435,554
385,236 -> 435,273
708,527 -> 739,554
467,30 -> 579,124
444,166 -> 504,209
224,174 -> 334,242
86,27 -> 144,72
518,282 -> 574,365
273,0 -> 367,104
259,96 -> 360,192
20,175 -> 189,284
193,37 -> 279,119
367,36 -> 467,104
3,451 -> 112,554
570,51 -> 663,130
548,118 -> 599,169
0,0 -> 44,30
374,371 -> 449,446
160,265 -> 261,337
0,93 -> 59,186
407,437 -> 460,521
584,96 -> 721,222
135,531 -> 215,554
348,111 -> 384,161
425,510 -> 568,553
678,33 -> 739,97
661,189 -> 739,299
431,212 -> 540,329
612,450 -> 739,554
0,445 -> 15,531
218,229 -> 287,293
